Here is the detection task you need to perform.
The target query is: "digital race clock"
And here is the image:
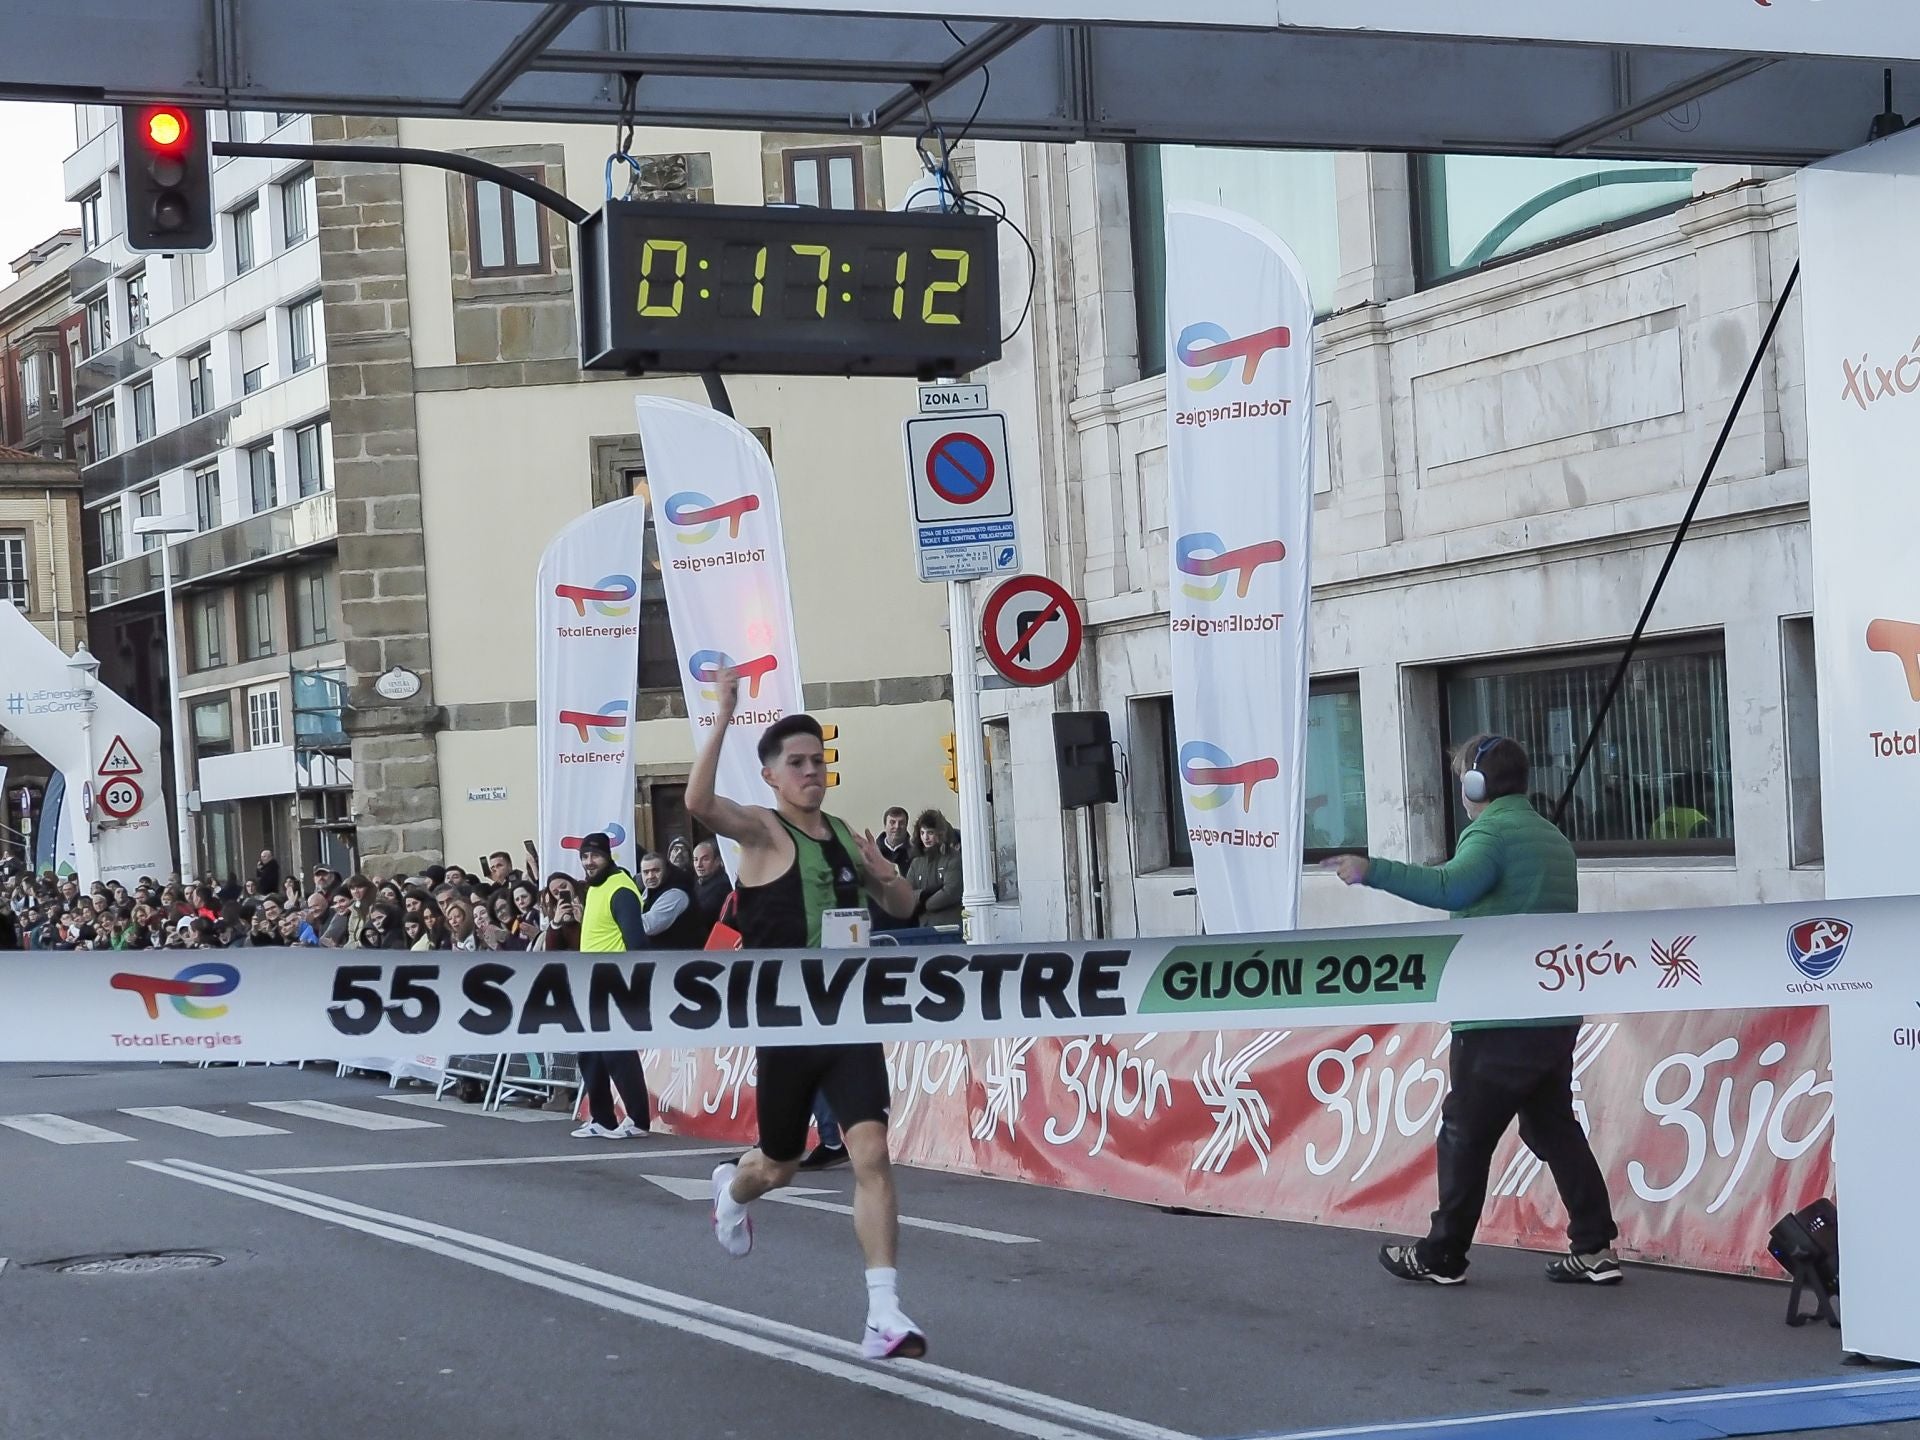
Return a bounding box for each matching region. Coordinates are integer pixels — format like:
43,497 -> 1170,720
577,200 -> 1001,379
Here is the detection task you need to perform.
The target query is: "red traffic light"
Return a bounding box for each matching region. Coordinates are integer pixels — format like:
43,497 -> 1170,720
142,107 -> 189,151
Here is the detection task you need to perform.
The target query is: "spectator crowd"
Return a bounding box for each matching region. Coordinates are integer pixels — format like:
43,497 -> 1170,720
0,805 -> 968,954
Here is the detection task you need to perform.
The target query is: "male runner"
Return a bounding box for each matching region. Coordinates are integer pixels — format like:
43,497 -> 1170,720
687,666 -> 927,1359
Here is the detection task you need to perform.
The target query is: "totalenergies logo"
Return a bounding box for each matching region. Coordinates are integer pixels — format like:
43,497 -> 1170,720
110,962 -> 241,1021
1175,533 -> 1288,601
665,491 -> 760,545
1180,741 -> 1280,811
1866,618 -> 1920,701
554,574 -> 637,618
689,649 -> 779,700
557,699 -> 629,743
1176,322 -> 1291,392
561,822 -> 629,854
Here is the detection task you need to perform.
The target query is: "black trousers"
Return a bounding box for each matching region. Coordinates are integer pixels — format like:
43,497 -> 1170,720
578,1051 -> 651,1130
1417,1024 -> 1618,1273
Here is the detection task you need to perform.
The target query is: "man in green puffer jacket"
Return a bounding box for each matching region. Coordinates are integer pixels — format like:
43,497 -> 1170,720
1325,734 -> 1622,1288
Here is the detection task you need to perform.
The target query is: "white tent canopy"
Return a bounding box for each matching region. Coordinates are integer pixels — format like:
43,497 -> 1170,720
4,0 -> 1919,163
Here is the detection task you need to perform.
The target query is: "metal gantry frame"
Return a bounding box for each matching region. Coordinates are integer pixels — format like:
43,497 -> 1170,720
3,0 -> 1920,165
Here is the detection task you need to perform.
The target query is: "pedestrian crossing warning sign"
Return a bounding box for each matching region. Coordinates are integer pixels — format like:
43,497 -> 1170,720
99,735 -> 142,776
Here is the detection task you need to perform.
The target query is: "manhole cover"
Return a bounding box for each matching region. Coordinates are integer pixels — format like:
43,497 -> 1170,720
53,1252 -> 224,1275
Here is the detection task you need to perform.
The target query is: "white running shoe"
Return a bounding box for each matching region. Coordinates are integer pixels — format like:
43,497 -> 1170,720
571,1121 -> 623,1139
711,1163 -> 753,1258
861,1314 -> 928,1361
612,1118 -> 649,1138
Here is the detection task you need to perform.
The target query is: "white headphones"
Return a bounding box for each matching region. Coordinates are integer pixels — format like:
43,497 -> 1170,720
1460,736 -> 1504,805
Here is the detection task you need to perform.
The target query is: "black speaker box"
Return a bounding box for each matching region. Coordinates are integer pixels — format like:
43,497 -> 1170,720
1052,711 -> 1119,809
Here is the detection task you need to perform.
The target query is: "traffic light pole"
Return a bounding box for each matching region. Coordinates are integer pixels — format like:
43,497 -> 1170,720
948,578 -> 996,943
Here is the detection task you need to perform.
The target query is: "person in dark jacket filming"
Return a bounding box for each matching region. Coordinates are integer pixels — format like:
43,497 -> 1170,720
1325,734 -> 1622,1287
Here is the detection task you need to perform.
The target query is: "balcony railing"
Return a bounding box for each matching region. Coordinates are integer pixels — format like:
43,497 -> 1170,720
89,489 -> 336,609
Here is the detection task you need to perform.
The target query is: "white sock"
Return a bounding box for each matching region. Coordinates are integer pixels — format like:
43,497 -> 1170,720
865,1267 -> 901,1326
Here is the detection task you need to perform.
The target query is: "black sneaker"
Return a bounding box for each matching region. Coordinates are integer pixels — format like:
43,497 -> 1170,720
1545,1249 -> 1624,1284
797,1142 -> 849,1171
1378,1244 -> 1466,1285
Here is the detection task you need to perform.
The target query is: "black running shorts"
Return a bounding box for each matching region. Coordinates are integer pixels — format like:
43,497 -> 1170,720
755,1042 -> 892,1163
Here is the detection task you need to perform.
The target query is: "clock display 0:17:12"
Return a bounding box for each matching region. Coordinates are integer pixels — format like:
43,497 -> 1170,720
632,239 -> 975,327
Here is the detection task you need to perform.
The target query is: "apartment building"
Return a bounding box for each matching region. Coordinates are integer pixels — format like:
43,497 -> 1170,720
66,107 -> 349,885
0,232 -> 91,862
972,143 -> 1821,940
312,119 -> 960,873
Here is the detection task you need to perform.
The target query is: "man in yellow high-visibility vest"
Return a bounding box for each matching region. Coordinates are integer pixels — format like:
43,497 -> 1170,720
572,831 -> 652,1140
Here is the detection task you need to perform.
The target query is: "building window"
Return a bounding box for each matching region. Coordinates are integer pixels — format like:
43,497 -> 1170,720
1129,145 -> 1341,378
274,111 -> 298,129
193,462 -> 222,531
1135,681 -> 1367,871
240,580 -> 276,659
292,563 -> 334,647
281,168 -> 312,245
1781,618 -> 1823,868
90,400 -> 116,459
1412,155 -> 1697,287
0,533 -> 27,608
231,200 -> 259,275
135,486 -> 160,550
79,189 -> 103,252
186,350 -> 214,417
176,251 -> 206,307
289,295 -> 320,373
98,505 -> 123,565
240,320 -> 269,394
192,697 -> 234,760
131,379 -> 156,444
247,440 -> 277,513
293,419 -> 328,496
985,718 -> 1019,902
20,351 -> 43,417
191,593 -> 226,671
125,271 -> 148,334
1441,636 -> 1733,856
783,147 -> 865,210
84,294 -> 111,356
466,171 -> 548,277
247,686 -> 284,748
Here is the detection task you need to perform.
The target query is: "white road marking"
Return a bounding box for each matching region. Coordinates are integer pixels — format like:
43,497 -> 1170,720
249,1100 -> 441,1131
375,1094 -> 568,1123
141,1158 -> 1194,1440
119,1107 -> 291,1138
639,1173 -> 1039,1245
0,1113 -> 136,1145
250,1144 -> 739,1176
1260,1372 -> 1920,1439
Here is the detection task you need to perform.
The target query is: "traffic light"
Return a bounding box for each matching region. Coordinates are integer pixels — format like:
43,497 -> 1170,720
120,104 -> 214,254
820,723 -> 840,788
941,732 -> 958,792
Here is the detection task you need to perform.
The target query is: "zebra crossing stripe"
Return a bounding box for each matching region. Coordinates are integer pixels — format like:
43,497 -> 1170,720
120,1106 -> 290,1137
0,1113 -> 136,1144
250,1100 -> 441,1131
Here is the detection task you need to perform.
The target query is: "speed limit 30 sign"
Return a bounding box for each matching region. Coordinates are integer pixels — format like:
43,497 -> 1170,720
98,776 -> 143,821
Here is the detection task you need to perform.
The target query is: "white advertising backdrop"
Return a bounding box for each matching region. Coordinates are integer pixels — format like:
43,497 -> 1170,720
534,496 -> 648,875
1164,201 -> 1316,934
634,397 -> 807,872
1796,125 -> 1920,1366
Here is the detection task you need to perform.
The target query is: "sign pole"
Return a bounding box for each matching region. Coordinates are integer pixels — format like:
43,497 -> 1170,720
948,578 -> 996,943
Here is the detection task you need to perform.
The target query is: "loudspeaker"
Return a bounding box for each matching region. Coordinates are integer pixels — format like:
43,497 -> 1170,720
1052,711 -> 1119,809
1768,1197 -> 1840,1328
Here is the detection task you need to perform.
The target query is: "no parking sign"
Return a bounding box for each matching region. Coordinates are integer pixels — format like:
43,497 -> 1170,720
902,412 -> 1020,581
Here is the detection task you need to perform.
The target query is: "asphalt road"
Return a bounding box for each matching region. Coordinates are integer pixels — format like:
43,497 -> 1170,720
0,1063 -> 1911,1440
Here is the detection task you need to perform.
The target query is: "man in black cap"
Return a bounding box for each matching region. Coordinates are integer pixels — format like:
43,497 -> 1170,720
572,831 -> 652,1140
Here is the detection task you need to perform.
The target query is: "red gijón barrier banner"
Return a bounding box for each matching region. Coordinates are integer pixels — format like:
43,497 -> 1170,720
635,1007 -> 1834,1279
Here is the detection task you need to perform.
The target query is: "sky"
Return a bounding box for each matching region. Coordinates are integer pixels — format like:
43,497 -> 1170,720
0,102 -> 80,279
